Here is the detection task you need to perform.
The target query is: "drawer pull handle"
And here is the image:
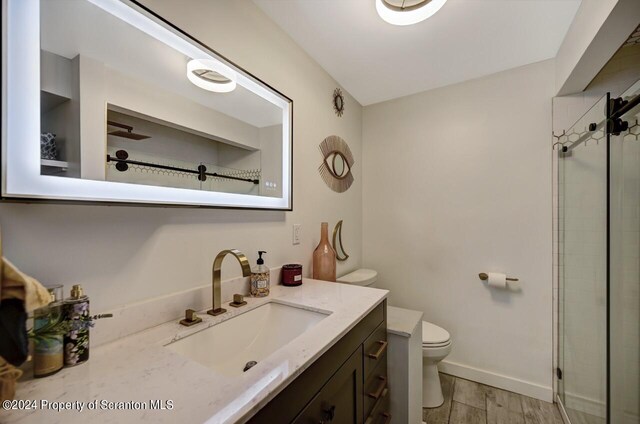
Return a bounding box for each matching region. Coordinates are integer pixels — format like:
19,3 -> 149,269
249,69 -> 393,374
381,412 -> 391,424
367,340 -> 388,360
367,376 -> 387,399
364,410 -> 391,424
319,405 -> 336,423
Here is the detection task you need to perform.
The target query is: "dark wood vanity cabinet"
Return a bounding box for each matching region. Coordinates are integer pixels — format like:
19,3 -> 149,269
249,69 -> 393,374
247,300 -> 390,424
293,348 -> 363,424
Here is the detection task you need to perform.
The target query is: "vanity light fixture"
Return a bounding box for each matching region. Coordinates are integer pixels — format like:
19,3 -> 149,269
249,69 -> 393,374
187,59 -> 237,93
375,0 -> 447,26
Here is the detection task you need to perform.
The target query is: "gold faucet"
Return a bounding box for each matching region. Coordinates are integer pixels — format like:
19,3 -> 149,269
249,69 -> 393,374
208,249 -> 251,316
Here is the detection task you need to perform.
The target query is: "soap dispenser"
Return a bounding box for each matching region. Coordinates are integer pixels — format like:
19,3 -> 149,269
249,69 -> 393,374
250,251 -> 270,297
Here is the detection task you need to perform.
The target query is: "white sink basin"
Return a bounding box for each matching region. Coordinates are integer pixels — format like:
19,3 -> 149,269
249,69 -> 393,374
165,302 -> 329,376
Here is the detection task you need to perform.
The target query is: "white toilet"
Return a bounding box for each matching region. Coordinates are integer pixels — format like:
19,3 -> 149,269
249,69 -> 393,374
422,321 -> 452,408
337,270 -> 451,409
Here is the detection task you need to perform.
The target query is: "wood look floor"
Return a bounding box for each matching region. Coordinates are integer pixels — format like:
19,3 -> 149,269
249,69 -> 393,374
423,374 -> 564,424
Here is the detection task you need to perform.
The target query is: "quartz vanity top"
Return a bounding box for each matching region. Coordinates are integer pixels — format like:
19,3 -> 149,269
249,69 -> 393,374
387,305 -> 423,337
4,279 -> 388,424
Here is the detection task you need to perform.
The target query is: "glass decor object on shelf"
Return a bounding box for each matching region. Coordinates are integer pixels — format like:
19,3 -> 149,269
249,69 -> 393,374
2,0 -> 292,210
312,222 -> 337,282
40,132 -> 57,160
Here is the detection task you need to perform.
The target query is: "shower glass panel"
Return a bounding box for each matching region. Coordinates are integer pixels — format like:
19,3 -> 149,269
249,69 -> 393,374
558,95 -> 608,424
558,80 -> 640,424
610,80 -> 640,424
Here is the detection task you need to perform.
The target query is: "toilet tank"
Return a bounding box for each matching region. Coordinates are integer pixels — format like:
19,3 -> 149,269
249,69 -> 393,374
336,269 -> 378,287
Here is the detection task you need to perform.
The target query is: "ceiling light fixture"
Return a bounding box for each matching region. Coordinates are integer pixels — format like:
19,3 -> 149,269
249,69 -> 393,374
186,59 -> 237,93
376,0 -> 447,26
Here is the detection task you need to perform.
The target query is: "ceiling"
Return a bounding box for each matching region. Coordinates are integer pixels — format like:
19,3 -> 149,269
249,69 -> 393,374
254,0 -> 582,105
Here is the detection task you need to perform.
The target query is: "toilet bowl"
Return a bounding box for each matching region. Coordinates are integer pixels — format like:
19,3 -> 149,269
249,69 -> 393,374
338,270 -> 452,409
422,321 -> 452,408
336,268 -> 378,287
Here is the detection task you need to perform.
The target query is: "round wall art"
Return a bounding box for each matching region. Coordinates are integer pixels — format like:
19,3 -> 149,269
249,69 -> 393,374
318,135 -> 354,193
333,88 -> 345,117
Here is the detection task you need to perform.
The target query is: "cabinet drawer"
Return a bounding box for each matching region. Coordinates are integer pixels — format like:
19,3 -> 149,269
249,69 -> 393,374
364,386 -> 390,424
364,360 -> 387,416
363,322 -> 388,379
293,347 -> 363,424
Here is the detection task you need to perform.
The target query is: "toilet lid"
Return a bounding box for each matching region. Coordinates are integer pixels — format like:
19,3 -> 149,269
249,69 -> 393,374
336,269 -> 378,286
422,321 -> 450,345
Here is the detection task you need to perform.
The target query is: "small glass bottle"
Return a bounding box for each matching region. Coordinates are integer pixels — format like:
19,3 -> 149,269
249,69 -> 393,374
312,222 -> 336,282
33,285 -> 64,378
250,251 -> 270,297
63,285 -> 90,367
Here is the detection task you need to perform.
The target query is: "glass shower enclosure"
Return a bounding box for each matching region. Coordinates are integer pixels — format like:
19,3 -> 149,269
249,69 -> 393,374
557,81 -> 640,424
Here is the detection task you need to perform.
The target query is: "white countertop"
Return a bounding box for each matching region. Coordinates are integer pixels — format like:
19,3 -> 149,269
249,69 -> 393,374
3,280 -> 388,424
387,305 -> 423,337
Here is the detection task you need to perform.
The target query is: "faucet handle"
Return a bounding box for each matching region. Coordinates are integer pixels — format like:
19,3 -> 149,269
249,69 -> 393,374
229,293 -> 248,308
179,309 -> 203,327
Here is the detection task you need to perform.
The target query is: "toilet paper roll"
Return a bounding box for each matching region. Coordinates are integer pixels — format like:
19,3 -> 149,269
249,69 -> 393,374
487,272 -> 507,288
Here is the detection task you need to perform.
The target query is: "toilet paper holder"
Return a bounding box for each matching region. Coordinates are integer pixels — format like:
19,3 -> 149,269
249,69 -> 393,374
478,273 -> 519,282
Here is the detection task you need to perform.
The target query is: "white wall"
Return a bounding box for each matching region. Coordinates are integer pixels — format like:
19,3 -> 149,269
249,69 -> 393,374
0,0 -> 363,313
555,0 -> 640,95
363,60 -> 556,401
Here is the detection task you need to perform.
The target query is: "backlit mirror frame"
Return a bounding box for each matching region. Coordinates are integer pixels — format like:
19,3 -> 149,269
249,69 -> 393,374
1,0 -> 293,210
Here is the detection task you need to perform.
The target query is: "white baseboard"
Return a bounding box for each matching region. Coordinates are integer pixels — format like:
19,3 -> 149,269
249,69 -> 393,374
561,392 -> 638,424
619,411 -> 640,424
563,391 -> 605,418
556,394 -> 571,424
438,360 -> 553,402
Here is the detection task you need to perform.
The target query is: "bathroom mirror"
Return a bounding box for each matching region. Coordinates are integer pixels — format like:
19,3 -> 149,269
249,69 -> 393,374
1,0 -> 293,210
332,154 -> 346,178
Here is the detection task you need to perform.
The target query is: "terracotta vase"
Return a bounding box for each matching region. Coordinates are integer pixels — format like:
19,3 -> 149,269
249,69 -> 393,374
313,222 -> 337,282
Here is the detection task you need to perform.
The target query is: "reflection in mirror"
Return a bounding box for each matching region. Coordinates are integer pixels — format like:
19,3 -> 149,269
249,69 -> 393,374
37,0 -> 285,200
332,153 -> 345,178
104,108 -> 262,195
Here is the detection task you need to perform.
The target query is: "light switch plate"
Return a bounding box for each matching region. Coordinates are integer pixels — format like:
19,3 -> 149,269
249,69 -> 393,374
293,224 -> 301,245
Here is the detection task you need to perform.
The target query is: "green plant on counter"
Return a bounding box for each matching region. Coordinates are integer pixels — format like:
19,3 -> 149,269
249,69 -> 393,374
29,313 -> 113,343
28,311 -> 71,346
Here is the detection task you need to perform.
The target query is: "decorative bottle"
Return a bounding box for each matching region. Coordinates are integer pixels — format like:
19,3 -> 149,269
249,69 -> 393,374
63,285 -> 90,367
312,222 -> 336,282
33,285 -> 64,378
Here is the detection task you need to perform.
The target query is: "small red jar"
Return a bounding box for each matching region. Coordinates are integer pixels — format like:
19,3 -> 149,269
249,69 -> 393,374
282,264 -> 303,287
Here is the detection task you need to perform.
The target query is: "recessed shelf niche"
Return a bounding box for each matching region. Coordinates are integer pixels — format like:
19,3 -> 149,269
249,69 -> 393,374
40,50 -> 81,178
